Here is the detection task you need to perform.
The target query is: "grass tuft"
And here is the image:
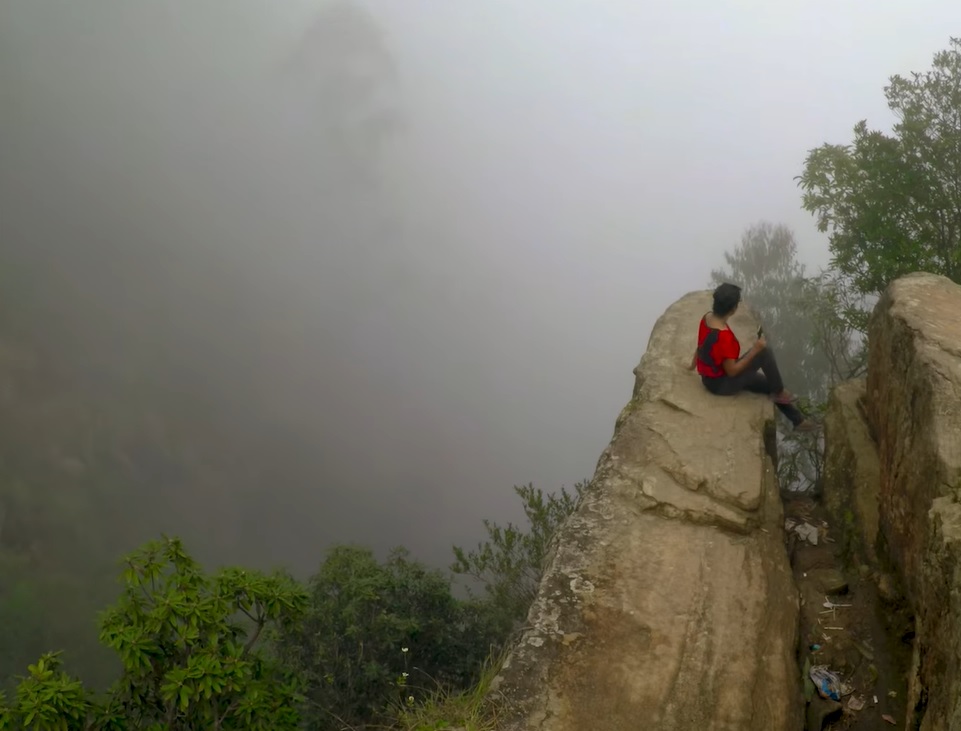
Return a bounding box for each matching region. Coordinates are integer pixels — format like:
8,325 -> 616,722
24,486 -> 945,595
380,650 -> 506,731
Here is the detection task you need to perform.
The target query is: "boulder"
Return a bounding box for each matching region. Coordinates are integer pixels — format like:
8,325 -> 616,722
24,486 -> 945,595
822,379 -> 881,566
864,272 -> 961,730
490,290 -> 802,731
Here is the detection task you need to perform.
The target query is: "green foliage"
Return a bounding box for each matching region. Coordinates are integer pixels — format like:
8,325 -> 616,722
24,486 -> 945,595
385,480 -> 587,731
787,40 -> 961,494
272,482 -> 585,731
0,330 -> 270,688
276,545 -> 501,731
796,270 -> 868,378
388,649 -> 506,731
0,537 -> 308,730
101,537 -> 308,730
1,653 -> 90,731
798,36 -> 961,297
708,223 -> 862,399
451,482 -> 586,631
1,478 -> 584,731
711,222 -> 829,401
711,223 -> 850,492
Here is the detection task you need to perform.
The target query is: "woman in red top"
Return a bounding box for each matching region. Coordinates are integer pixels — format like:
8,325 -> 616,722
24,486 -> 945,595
689,283 -> 818,432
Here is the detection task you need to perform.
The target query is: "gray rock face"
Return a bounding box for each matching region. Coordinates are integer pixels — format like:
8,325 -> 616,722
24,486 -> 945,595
490,290 -> 802,731
863,272 -> 961,731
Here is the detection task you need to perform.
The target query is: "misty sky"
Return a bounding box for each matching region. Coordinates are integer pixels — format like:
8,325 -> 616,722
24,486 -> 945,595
2,1 -> 959,572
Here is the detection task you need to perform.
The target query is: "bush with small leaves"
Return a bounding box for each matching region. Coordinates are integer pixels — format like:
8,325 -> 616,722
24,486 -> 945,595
276,545 -> 501,731
0,536 -> 309,730
451,481 -> 586,634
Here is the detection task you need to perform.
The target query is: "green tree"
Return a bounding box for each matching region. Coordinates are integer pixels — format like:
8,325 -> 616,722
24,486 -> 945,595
710,222 -> 831,402
0,537 -> 308,730
798,37 -> 961,299
0,653 -> 90,731
711,223 -> 840,492
276,545 -> 500,731
451,482 -> 587,632
796,269 -> 868,381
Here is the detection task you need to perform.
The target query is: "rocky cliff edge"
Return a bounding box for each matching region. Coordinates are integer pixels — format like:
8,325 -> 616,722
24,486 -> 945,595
863,273 -> 961,730
490,289 -> 802,731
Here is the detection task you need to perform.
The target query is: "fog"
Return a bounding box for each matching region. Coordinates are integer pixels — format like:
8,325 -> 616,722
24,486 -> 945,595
2,0 -> 959,574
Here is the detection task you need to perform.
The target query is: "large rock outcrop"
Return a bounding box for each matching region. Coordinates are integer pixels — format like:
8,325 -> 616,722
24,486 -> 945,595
490,290 -> 801,731
862,273 -> 961,730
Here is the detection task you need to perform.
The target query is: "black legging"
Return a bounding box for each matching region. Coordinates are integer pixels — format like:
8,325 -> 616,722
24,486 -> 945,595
701,347 -> 805,426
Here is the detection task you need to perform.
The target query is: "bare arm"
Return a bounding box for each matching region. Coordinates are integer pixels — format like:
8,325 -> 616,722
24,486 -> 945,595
721,336 -> 765,377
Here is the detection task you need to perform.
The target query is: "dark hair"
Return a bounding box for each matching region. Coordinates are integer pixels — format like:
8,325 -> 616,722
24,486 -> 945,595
712,283 -> 742,316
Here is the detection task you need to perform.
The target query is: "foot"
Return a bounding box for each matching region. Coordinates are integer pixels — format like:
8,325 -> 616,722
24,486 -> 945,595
770,390 -> 799,405
794,419 -> 821,433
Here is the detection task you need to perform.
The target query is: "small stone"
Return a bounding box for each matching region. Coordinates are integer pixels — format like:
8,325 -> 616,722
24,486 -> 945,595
858,564 -> 871,579
809,568 -> 849,595
848,695 -> 866,711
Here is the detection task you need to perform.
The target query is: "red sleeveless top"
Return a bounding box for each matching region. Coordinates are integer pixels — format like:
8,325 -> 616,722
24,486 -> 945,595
696,315 -> 740,378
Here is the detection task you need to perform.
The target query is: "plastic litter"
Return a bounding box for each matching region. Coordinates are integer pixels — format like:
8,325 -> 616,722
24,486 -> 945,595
848,695 -> 865,711
794,522 -> 819,545
809,665 -> 841,701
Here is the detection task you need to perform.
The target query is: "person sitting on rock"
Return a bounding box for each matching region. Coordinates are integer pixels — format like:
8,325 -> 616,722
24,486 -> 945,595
688,282 -> 819,433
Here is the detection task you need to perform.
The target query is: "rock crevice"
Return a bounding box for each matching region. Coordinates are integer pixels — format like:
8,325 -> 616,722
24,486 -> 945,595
856,273 -> 961,730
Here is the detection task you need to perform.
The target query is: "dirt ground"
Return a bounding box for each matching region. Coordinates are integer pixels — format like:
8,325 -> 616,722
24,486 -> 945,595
783,496 -> 914,731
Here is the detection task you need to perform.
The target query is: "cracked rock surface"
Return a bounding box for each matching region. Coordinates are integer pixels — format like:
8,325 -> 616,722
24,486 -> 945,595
864,273 -> 961,731
490,290 -> 801,731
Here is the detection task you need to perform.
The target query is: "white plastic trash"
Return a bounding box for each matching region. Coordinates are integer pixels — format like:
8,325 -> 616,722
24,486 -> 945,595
795,522 -> 819,545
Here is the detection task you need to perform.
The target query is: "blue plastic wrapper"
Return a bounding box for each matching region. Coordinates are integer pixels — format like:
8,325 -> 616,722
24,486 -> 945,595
809,665 -> 841,701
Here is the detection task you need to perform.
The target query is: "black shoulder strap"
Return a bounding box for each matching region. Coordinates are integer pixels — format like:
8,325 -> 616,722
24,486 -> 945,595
698,328 -> 721,370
